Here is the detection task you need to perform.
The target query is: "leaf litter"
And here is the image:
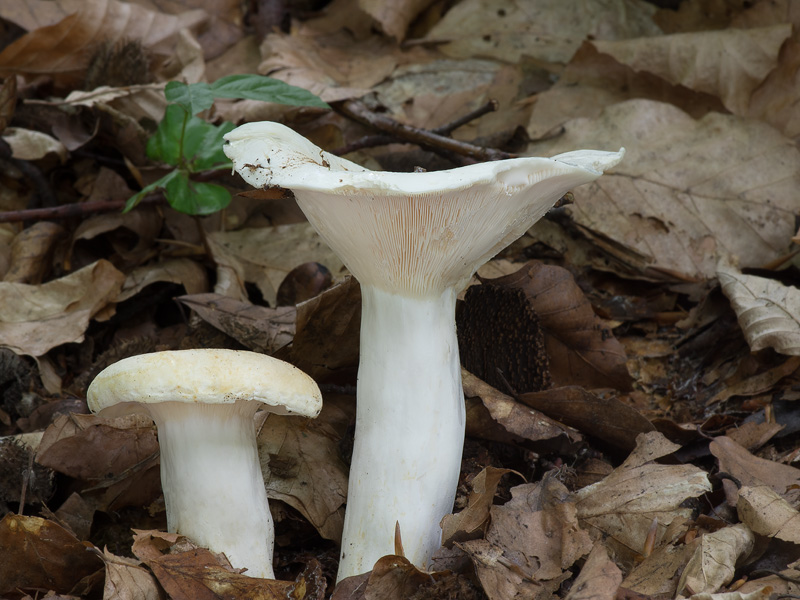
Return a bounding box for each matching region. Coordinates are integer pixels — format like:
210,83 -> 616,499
0,0 -> 800,598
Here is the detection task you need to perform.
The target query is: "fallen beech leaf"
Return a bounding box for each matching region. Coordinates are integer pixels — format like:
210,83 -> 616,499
482,476 -> 594,581
258,396 -> 351,543
518,386 -> 654,451
72,207 -> 161,265
460,261 -> 631,391
178,293 -> 296,355
0,0 -> 206,81
707,356 -> 800,406
622,538 -> 700,597
98,548 -> 160,600
4,222 -> 66,284
717,265 -> 800,356
117,258 -> 208,303
131,529 -> 187,563
710,436 -> 800,506
565,543 -> 622,600
359,0 -> 432,40
593,25 -> 792,114
3,127 -> 67,161
360,554 -> 448,600
0,514 -> 103,596
574,432 -> 712,561
737,485 -> 800,544
676,524 -> 755,596
147,547 -> 297,599
207,223 -> 345,306
462,370 -> 582,448
441,466 -> 520,546
528,99 -> 799,281
425,0 -> 660,64
0,259 -> 125,356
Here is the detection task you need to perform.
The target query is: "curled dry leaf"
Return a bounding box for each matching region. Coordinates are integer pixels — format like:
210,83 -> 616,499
2,127 -> 67,161
565,543 -> 622,600
710,436 -> 800,506
359,0 -> 434,40
0,259 -> 125,357
717,264 -> 800,355
574,432 -> 712,562
707,356 -> 800,406
258,396 -> 352,543
178,293 -> 296,355
737,485 -> 800,544
4,221 -> 67,284
621,538 -> 701,597
0,514 -> 103,596
592,25 -> 792,114
528,99 -> 799,282
97,548 -> 161,600
676,523 -> 755,597
441,466 -> 521,546
117,258 -> 208,303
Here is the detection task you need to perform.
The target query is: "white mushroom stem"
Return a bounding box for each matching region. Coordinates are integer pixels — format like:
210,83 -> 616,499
148,401 -> 275,579
340,286 -> 463,576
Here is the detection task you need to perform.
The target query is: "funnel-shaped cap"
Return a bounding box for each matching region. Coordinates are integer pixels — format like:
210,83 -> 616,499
225,122 -> 623,296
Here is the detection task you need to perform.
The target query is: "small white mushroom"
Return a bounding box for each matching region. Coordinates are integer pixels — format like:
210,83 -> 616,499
86,349 -> 322,579
224,122 -> 624,580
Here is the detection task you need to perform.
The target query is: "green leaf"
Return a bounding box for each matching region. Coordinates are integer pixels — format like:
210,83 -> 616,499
210,74 -> 328,108
192,121 -> 235,171
147,104 -> 189,166
165,81 -> 214,115
123,170 -> 181,212
164,171 -> 231,215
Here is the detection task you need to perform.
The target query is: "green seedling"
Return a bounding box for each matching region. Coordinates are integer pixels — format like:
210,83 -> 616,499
125,74 -> 328,215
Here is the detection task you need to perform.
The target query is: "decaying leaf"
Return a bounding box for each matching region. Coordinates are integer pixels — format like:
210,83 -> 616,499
4,221 -> 66,284
0,259 -> 125,356
0,514 -> 103,596
2,127 -> 68,162
565,543 -> 622,600
96,548 -> 161,600
574,432 -> 712,562
737,485 -> 800,544
717,264 -> 800,356
622,538 -> 701,597
441,466 -> 520,546
528,99 -> 799,282
116,258 -> 208,303
178,293 -> 296,355
676,523 -> 755,596
258,396 -> 351,543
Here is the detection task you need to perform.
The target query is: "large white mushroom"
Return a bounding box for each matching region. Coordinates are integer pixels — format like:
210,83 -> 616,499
86,349 -> 322,579
224,122 -> 623,580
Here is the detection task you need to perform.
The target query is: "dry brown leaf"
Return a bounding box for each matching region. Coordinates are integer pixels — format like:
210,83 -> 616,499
0,0 -> 84,31
441,466 -> 520,546
737,485 -> 800,544
258,396 -> 352,543
178,293 -> 296,355
592,25 -> 791,114
710,435 -> 800,506
708,356 -> 800,406
528,99 -> 799,281
622,538 -> 701,596
357,555 -> 449,600
3,127 -> 68,161
462,370 -> 583,448
565,543 -> 622,600
208,223 -> 346,306
147,547 -> 297,599
676,524 -> 754,596
98,548 -> 161,600
717,265 -> 800,355
574,432 -> 711,562
72,208 -> 161,265
0,514 -> 103,596
0,0 -> 206,82
456,539 -> 550,600
518,386 -> 654,451
0,259 -> 125,356
481,476 -> 594,581
4,222 -> 66,284
425,0 -> 661,65
359,0 -> 436,40
117,258 -> 208,302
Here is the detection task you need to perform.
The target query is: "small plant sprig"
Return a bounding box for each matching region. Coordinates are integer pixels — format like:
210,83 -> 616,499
125,75 -> 328,215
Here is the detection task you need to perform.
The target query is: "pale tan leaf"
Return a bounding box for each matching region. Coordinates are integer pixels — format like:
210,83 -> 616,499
0,0 -> 83,31
0,259 -> 125,356
565,543 -> 622,600
425,0 -> 661,65
0,0 -> 207,79
100,549 -> 161,600
117,259 -> 208,303
676,524 -> 754,596
2,128 -> 67,162
622,539 -> 700,596
593,25 -> 791,114
717,265 -> 800,355
359,0 -> 436,40
574,432 -> 711,561
527,99 -> 799,281
737,485 -> 800,544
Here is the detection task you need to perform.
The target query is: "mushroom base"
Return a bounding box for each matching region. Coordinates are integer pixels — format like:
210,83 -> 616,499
338,285 -> 465,581
149,401 -> 275,579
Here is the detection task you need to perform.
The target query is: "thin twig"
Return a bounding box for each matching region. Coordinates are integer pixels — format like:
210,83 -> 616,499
0,192 -> 165,223
332,99 -> 514,162
433,99 -> 498,136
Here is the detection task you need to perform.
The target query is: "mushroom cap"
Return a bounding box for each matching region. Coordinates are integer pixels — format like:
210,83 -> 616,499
224,122 -> 624,296
87,349 -> 322,418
